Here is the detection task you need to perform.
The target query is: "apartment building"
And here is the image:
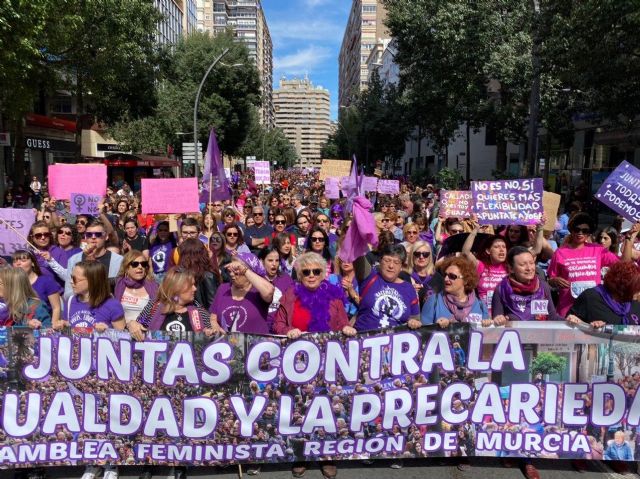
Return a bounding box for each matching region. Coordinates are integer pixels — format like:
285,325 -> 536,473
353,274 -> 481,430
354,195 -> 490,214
196,0 -> 274,127
155,0 -> 197,45
339,0 -> 389,108
273,76 -> 331,168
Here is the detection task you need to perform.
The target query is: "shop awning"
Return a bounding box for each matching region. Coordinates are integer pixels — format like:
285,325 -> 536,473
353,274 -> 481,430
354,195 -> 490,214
103,153 -> 179,168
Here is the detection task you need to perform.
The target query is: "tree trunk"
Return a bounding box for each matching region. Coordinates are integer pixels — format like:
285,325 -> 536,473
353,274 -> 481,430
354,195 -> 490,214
496,139 -> 507,173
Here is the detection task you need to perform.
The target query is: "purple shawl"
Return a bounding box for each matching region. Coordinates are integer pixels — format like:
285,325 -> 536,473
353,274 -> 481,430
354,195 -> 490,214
294,280 -> 345,333
595,285 -> 637,325
338,196 -> 378,263
497,276 -> 546,321
113,276 -> 159,302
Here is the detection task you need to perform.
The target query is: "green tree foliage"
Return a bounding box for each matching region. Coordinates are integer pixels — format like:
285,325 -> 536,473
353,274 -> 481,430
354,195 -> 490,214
435,168 -> 463,190
531,352 -> 567,376
238,109 -> 298,168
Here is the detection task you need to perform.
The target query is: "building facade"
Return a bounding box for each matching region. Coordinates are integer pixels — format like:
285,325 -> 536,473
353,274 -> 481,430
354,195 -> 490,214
273,77 -> 331,168
196,0 -> 274,127
339,0 -> 389,108
155,0 -> 197,45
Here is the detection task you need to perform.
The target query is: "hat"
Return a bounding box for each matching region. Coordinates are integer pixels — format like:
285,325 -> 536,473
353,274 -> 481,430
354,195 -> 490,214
235,252 -> 266,276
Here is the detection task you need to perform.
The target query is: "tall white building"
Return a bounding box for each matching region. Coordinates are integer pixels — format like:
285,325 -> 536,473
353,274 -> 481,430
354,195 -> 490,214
155,0 -> 197,45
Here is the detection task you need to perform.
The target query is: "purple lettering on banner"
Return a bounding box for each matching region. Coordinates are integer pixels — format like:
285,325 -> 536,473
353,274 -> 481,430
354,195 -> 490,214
471,178 -> 543,225
595,160 -> 640,222
141,178 -> 200,214
254,161 -> 271,185
377,180 -> 400,195
0,208 -> 35,255
70,193 -> 102,216
324,177 -> 340,199
440,190 -> 473,218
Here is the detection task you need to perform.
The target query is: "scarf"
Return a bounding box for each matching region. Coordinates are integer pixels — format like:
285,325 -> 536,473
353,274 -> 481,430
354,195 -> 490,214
114,276 -> 159,302
498,275 -> 546,321
443,291 -> 477,323
294,280 -> 345,333
338,196 -> 378,263
595,285 -> 636,325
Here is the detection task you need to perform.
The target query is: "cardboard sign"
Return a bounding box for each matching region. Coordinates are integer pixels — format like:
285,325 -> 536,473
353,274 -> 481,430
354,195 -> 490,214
0,208 -> 35,255
440,190 -> 473,218
471,178 -> 543,225
542,191 -> 561,231
319,159 -> 352,181
595,161 -> 640,222
377,179 -> 400,195
254,161 -> 271,185
141,178 -> 199,214
70,193 -> 101,216
324,177 -> 340,199
362,176 -> 379,193
48,164 -> 107,200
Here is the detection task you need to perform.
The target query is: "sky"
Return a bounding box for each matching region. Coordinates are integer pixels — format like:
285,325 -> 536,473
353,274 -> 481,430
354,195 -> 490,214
262,0 -> 351,120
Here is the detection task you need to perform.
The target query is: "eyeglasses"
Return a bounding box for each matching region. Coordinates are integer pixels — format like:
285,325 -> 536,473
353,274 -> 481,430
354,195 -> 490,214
211,236 -> 223,243
213,203 -> 223,207
224,213 -> 234,217
77,221 -> 87,226
226,232 -> 239,237
317,218 -> 329,223
301,268 -> 322,277
253,212 -> 264,217
310,237 -> 325,243
43,215 -> 51,220
181,230 -> 198,237
406,231 -> 418,235
381,219 -> 391,223
572,227 -> 591,235
58,230 -> 72,236
84,231 -> 104,239
71,275 -> 87,283
445,272 -> 463,281
33,232 -> 52,240
275,220 -> 286,225
413,251 -> 431,259
449,229 -> 464,234
129,261 -> 149,269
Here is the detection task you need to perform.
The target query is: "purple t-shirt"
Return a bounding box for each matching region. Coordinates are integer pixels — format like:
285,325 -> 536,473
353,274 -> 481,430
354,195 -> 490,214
210,283 -> 270,334
32,275 -> 62,311
64,296 -> 124,328
355,271 -> 420,332
267,274 -> 295,331
37,245 -> 67,286
150,242 -> 172,275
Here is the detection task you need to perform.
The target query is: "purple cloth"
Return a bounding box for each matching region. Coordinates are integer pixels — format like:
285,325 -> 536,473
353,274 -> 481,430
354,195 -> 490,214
338,196 -> 378,263
0,301 -> 9,325
496,276 -> 548,321
294,280 -> 346,332
32,275 -> 62,311
200,128 -> 231,203
210,283 -> 269,334
113,276 -> 158,302
595,284 -> 635,325
37,245 -> 67,286
64,296 -> 124,328
61,247 -> 83,267
149,242 -> 172,275
235,251 -> 267,277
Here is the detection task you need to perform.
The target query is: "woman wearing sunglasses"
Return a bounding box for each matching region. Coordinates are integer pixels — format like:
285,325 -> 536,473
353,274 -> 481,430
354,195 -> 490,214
407,241 -> 441,307
114,250 -> 159,331
54,224 -> 82,260
222,224 -> 251,255
304,226 -> 333,274
28,221 -> 67,285
421,256 -> 490,327
548,213 -> 619,316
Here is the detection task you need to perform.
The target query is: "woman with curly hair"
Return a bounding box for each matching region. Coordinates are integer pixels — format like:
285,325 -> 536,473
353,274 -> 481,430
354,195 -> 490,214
176,238 -> 218,309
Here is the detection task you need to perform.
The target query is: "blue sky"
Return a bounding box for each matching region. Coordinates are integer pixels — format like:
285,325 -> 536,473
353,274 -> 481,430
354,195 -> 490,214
262,0 -> 351,120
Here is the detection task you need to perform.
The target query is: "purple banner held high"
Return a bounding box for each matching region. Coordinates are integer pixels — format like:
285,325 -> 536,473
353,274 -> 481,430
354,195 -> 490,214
200,128 -> 231,204
471,178 -> 543,225
595,161 -> 640,222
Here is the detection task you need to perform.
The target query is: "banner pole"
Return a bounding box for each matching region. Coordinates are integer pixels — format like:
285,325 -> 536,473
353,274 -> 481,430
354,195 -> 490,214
238,464 -> 243,479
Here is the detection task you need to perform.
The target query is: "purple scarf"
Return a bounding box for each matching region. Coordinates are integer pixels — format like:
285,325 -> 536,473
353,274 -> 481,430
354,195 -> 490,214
114,276 -> 159,302
294,280 -> 345,333
443,291 -> 478,322
595,285 -> 637,325
497,276 -> 546,321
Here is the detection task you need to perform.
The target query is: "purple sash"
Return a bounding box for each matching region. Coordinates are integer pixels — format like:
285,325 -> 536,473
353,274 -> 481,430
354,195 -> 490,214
497,276 -> 546,321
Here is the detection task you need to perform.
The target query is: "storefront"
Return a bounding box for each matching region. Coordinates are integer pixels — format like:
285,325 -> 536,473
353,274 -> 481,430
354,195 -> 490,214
91,153 -> 180,191
22,114 -> 77,179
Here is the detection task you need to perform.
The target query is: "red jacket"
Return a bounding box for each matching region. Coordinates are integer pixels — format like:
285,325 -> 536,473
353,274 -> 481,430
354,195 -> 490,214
273,287 -> 349,335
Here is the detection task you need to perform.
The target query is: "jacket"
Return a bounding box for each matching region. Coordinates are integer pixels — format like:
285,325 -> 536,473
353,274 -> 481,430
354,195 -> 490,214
272,287 -> 349,335
64,251 -> 123,299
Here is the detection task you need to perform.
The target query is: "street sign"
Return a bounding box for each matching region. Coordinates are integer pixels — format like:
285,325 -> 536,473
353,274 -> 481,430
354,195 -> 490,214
182,142 -> 202,163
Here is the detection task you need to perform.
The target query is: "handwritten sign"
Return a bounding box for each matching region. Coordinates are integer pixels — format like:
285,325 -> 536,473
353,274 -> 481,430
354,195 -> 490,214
542,191 -> 561,231
254,161 -> 271,185
595,161 -> 640,222
70,193 -> 101,216
471,178 -> 543,225
319,159 -> 352,181
362,176 -> 378,193
141,178 -> 199,214
440,190 -> 473,218
48,164 -> 107,200
324,178 -> 340,199
0,208 -> 34,255
377,179 -> 400,195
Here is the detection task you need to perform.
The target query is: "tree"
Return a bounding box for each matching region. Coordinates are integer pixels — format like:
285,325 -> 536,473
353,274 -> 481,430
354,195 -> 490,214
320,134 -> 340,159
531,352 -> 567,377
237,110 -> 298,168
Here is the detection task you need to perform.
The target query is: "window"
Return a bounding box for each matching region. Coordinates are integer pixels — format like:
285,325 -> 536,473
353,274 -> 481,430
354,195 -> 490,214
51,96 -> 72,114
362,5 -> 376,12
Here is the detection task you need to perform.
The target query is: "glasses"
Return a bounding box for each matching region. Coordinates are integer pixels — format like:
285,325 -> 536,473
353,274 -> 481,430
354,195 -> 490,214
211,237 -> 223,243
274,220 -> 286,225
226,232 -> 239,238
33,232 -> 52,240
224,213 -> 234,217
84,231 -> 104,239
301,268 -> 322,277
573,227 -> 591,235
213,203 -> 222,207
77,221 -> 87,226
381,218 -> 391,223
43,215 -> 51,220
413,251 -> 431,259
71,275 -> 86,283
58,230 -> 72,236
445,272 -> 463,281
449,229 -> 464,234
317,218 -> 329,223
253,212 -> 264,217
181,230 -> 198,237
406,231 -> 418,235
310,237 -> 325,243
129,261 -> 149,269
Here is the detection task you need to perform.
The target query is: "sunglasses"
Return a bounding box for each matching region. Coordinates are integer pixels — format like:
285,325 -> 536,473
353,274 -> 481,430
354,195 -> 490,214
58,230 -> 72,236
406,231 -> 418,235
84,232 -> 104,239
224,213 -> 235,217
317,218 -> 329,223
445,272 -> 463,281
310,237 -> 325,243
77,221 -> 87,226
33,232 -> 52,240
573,227 -> 591,235
43,215 -> 51,220
449,229 -> 464,234
301,268 -> 322,277
253,212 -> 264,217
381,219 -> 391,223
274,220 -> 286,225
129,261 -> 149,269
413,251 -> 431,259
211,237 -> 223,243
70,275 -> 86,283
212,203 -> 222,207
226,232 -> 239,237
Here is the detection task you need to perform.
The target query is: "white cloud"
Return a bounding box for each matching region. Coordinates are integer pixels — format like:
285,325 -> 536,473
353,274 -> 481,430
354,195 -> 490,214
274,45 -> 332,75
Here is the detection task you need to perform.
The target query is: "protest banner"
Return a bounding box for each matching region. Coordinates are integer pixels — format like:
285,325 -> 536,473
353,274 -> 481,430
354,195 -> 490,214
319,159 -> 352,181
440,190 -> 473,218
141,178 -> 199,214
0,208 -> 35,255
595,160 -> 640,222
70,193 -> 101,216
324,177 -> 340,199
543,191 -> 562,231
48,164 -> 107,200
254,161 -> 271,185
377,179 -> 400,195
362,176 -> 378,193
0,322 -> 637,467
471,178 -> 543,225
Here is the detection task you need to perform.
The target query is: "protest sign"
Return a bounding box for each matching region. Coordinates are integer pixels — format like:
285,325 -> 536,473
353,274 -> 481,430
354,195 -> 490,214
324,177 -> 340,199
0,208 -> 34,255
362,176 -> 378,193
595,161 -> 640,222
472,178 -> 543,225
0,322 -> 636,467
48,164 -> 107,200
543,191 -> 562,231
141,178 -> 199,214
319,159 -> 352,181
70,193 -> 101,216
377,179 -> 400,195
440,190 -> 473,218
254,161 -> 271,185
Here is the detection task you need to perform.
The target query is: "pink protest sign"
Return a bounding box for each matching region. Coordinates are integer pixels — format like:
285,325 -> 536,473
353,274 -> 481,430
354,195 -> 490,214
324,178 -> 340,199
254,161 -> 271,185
440,190 -> 473,218
362,176 -> 378,193
48,164 -> 107,200
141,178 -> 200,214
377,180 -> 399,195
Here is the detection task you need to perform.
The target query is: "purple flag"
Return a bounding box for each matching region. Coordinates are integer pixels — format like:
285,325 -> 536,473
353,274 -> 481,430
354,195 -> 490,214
200,129 -> 231,203
343,155 -> 363,214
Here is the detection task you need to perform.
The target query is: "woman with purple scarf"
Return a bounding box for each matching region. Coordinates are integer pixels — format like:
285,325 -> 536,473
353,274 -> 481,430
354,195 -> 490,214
567,261 -> 640,327
492,246 -> 563,324
114,250 -> 159,330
